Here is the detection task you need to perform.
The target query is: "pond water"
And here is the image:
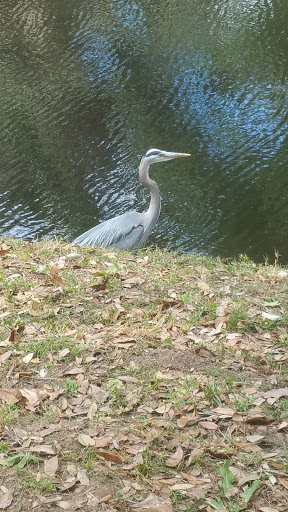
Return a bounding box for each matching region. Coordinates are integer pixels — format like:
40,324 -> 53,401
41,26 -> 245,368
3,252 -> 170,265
1,0 -> 288,262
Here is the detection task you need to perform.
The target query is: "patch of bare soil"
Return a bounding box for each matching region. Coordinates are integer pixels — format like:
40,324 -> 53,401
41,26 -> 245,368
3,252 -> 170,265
131,347 -> 213,371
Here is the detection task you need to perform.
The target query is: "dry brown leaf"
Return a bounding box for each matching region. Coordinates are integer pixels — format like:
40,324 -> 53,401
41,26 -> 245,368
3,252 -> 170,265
245,416 -> 275,425
122,462 -> 139,471
46,388 -> 64,402
66,464 -> 77,476
56,478 -> 78,492
270,462 -> 284,470
0,243 -> 10,256
0,388 -> 20,404
38,495 -> 62,505
19,388 -> 49,410
130,493 -> 172,512
99,494 -> 112,503
38,425 -> 60,438
145,428 -> 159,443
44,455 -> 59,476
77,434 -> 95,447
238,472 -> 260,487
91,277 -> 108,291
51,257 -> 66,272
112,439 -> 120,450
165,446 -> 183,468
95,449 -> 123,464
0,488 -> 13,510
19,371 -> 33,378
87,402 -> 98,420
30,445 -> 57,455
180,472 -> 206,485
51,273 -> 66,287
259,507 -> 280,512
123,276 -> 144,285
212,407 -> 235,416
58,348 -> 70,359
170,483 -> 195,491
246,434 -> 264,443
277,421 -> 288,431
186,448 -> 204,467
57,501 -> 71,510
263,387 -> 288,399
207,444 -> 235,459
279,478 -> 288,490
62,328 -> 77,336
155,403 -> 172,414
195,347 -> 215,358
226,332 -> 242,341
261,311 -> 280,320
177,416 -> 200,428
0,351 -> 14,364
113,339 -> 136,349
23,353 -> 34,363
242,444 -> 263,453
198,421 -> 218,430
62,366 -> 85,376
197,279 -> 210,294
262,452 -> 280,460
156,298 -> 181,311
77,469 -> 89,485
0,337 -> 10,348
268,474 -> 277,485
89,384 -> 109,403
215,313 -> 230,328
9,327 -> 21,343
232,412 -> 244,422
94,437 -> 110,448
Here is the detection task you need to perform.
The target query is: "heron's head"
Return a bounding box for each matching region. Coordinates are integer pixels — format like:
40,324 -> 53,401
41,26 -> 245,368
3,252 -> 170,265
143,148 -> 191,164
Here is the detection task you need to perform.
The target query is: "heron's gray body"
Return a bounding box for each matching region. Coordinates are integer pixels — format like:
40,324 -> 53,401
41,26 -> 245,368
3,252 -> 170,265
73,149 -> 190,250
73,209 -> 157,250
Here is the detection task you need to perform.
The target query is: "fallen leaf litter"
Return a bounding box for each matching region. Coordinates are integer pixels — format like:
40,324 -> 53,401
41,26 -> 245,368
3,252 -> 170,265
0,239 -> 287,511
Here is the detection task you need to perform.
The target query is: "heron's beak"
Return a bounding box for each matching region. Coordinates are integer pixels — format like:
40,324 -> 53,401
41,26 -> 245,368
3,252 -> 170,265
165,152 -> 191,159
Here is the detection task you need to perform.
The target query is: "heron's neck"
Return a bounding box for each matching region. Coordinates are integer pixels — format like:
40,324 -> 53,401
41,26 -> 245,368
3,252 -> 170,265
139,158 -> 161,222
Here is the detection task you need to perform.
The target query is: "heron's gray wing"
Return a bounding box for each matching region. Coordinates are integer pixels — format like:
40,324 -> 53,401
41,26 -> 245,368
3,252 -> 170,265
112,224 -> 144,249
73,211 -> 145,250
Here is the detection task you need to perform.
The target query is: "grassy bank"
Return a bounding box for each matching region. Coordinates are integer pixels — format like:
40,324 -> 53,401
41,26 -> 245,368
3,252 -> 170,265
0,238 -> 288,512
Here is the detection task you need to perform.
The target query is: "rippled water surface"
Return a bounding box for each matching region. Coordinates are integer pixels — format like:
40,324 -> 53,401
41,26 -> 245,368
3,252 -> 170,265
1,0 -> 288,261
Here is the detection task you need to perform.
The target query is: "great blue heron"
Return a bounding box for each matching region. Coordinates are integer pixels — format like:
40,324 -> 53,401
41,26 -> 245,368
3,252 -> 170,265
73,148 -> 191,250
